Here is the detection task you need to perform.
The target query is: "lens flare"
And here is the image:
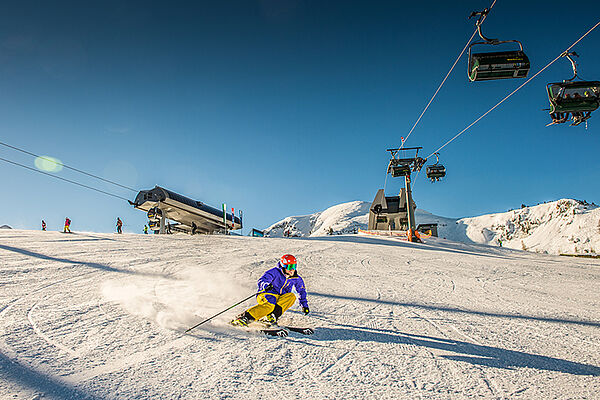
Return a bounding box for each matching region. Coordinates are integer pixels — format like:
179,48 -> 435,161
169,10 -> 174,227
34,156 -> 63,172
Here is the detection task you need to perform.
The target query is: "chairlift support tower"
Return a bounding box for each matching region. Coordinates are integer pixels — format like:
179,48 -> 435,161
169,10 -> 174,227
386,147 -> 425,243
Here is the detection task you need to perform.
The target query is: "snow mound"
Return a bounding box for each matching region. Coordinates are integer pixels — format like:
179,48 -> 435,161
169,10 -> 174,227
0,225 -> 12,229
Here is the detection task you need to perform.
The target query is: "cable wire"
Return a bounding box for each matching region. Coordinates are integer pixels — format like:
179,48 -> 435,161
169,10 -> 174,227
0,140 -> 137,192
400,28 -> 479,149
0,156 -> 132,202
426,19 -> 600,159
384,1 -> 499,191
399,0 -> 498,150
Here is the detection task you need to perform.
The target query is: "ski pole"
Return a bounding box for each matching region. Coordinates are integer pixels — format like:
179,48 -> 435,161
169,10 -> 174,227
184,292 -> 256,333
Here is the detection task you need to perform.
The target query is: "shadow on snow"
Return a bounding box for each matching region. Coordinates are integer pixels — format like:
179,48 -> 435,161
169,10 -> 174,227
303,235 -> 520,261
310,292 -> 600,328
0,244 -> 176,280
0,351 -> 99,399
308,324 -> 600,376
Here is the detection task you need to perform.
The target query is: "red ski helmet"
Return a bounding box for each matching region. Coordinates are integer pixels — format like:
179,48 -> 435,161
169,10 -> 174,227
279,254 -> 297,271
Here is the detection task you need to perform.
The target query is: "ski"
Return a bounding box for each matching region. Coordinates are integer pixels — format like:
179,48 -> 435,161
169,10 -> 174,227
259,322 -> 314,335
283,326 -> 314,335
260,328 -> 288,337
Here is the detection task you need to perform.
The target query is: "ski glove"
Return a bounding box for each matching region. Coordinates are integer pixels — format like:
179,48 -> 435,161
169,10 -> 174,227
302,306 -> 310,315
260,283 -> 274,292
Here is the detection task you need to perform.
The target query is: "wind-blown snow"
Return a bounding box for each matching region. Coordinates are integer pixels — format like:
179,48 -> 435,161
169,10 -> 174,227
0,229 -> 599,399
264,199 -> 600,256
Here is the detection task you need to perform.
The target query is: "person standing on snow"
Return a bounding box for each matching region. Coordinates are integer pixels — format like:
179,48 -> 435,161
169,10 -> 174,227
63,217 -> 71,233
143,225 -> 148,234
231,254 -> 309,327
41,220 -> 46,231
116,217 -> 123,234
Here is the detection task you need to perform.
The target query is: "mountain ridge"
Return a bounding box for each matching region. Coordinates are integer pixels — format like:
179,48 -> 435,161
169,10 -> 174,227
264,198 -> 600,255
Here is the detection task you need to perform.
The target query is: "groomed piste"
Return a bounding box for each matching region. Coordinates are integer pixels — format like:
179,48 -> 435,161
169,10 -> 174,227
0,229 -> 598,399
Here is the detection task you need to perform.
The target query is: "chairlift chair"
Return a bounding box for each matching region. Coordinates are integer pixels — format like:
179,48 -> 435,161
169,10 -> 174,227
426,164 -> 446,181
467,9 -> 530,82
547,81 -> 600,123
148,220 -> 160,230
546,52 -> 600,126
390,163 -> 412,177
147,207 -> 162,221
426,153 -> 446,182
386,147 -> 423,177
468,45 -> 530,82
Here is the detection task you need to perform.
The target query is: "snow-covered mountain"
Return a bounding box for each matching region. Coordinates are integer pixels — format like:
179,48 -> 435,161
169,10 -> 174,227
455,199 -> 600,255
263,201 -> 457,238
264,199 -> 600,255
263,201 -> 370,237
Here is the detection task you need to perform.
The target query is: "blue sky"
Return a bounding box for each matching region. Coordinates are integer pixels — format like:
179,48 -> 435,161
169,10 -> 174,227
1,0 -> 599,234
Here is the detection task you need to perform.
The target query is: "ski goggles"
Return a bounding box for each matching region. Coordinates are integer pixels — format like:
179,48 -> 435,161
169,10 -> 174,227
282,262 -> 297,271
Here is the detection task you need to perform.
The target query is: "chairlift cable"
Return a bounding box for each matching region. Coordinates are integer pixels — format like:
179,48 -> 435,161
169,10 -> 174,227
383,169 -> 390,193
412,168 -> 423,190
426,19 -> 600,159
400,28 -> 479,149
0,140 -> 137,192
399,0 -> 498,151
0,156 -> 131,202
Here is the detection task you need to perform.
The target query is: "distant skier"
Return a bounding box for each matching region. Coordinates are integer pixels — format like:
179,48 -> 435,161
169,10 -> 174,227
191,222 -> 197,235
41,220 -> 46,231
143,225 -> 148,234
231,254 -> 309,327
116,217 -> 123,234
63,217 -> 71,233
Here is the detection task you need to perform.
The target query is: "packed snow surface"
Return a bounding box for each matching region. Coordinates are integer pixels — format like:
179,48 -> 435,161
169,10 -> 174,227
264,199 -> 600,255
0,229 -> 599,399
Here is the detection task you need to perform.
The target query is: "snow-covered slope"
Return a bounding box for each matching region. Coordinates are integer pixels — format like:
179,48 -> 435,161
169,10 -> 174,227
264,201 -> 370,237
264,199 -> 600,255
263,201 -> 455,238
455,199 -> 600,255
0,230 -> 599,399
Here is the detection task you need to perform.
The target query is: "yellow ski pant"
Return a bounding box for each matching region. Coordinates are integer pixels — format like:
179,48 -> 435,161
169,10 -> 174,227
247,292 -> 296,320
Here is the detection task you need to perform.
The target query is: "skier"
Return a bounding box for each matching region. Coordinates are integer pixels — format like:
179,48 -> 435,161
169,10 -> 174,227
143,225 -> 148,234
63,217 -> 71,233
116,217 -> 123,234
191,222 -> 197,235
41,220 -> 46,231
231,254 -> 309,327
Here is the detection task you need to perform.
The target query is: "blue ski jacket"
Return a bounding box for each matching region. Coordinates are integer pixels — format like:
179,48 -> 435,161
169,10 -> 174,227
257,266 -> 308,308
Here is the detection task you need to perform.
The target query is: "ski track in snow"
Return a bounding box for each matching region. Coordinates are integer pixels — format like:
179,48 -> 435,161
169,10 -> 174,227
0,230 -> 599,399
